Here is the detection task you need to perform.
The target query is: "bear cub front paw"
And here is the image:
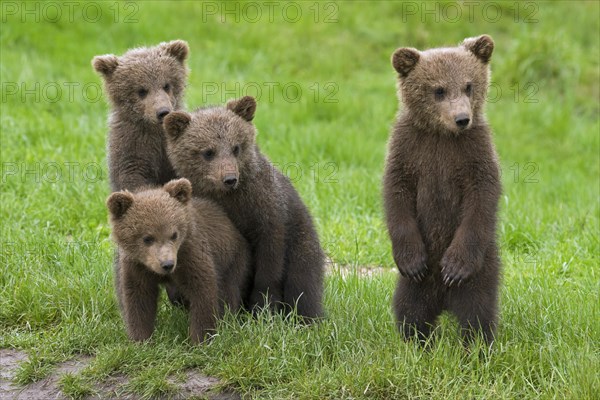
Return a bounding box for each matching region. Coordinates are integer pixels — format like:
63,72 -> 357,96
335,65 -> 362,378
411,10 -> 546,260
440,243 -> 482,287
394,237 -> 428,282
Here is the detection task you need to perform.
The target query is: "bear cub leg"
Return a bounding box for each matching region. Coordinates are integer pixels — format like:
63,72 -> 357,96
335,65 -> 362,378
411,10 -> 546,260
393,277 -> 443,343
119,266 -> 160,342
446,280 -> 498,345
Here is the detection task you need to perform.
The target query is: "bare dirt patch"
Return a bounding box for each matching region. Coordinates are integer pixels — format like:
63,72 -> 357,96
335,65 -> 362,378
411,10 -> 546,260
0,349 -> 28,396
0,349 -> 239,399
0,348 -> 91,400
327,263 -> 397,278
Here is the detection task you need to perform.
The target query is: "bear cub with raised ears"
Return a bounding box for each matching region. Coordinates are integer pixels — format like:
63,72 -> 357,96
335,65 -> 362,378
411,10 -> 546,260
383,35 -> 502,345
107,178 -> 251,343
163,96 -> 325,321
93,40 -> 189,192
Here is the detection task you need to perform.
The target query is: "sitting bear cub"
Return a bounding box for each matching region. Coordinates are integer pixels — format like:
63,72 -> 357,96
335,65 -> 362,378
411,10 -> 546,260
107,178 -> 250,343
383,35 -> 502,345
163,97 -> 325,321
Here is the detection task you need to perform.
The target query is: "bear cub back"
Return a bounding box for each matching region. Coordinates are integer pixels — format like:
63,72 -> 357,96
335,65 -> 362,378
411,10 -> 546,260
107,178 -> 251,343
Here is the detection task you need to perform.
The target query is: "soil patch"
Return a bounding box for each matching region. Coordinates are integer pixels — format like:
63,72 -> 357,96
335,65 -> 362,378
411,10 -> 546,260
0,349 -> 239,399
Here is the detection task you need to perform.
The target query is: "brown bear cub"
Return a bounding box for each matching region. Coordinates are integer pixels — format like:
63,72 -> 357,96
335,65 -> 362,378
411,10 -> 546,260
107,178 -> 251,343
163,97 -> 325,321
92,40 -> 189,192
383,35 -> 502,345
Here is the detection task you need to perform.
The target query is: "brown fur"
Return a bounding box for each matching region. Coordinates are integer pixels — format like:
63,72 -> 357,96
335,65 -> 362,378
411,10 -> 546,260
107,178 -> 251,343
383,35 -> 502,345
93,40 -> 189,191
163,97 -> 325,320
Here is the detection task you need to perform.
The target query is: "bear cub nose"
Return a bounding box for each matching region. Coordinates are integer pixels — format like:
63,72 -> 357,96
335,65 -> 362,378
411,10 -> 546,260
223,175 -> 238,188
156,107 -> 170,121
455,113 -> 470,128
161,260 -> 175,272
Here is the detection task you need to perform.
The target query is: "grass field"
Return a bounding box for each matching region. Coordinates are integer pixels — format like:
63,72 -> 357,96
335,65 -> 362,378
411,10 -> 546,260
1,1 -> 599,399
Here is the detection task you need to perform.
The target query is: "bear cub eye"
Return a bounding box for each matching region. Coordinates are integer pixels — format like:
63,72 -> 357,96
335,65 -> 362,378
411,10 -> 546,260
137,88 -> 148,99
203,149 -> 216,161
163,83 -> 171,92
171,232 -> 178,241
465,82 -> 473,96
232,145 -> 240,157
143,235 -> 155,245
434,87 -> 445,101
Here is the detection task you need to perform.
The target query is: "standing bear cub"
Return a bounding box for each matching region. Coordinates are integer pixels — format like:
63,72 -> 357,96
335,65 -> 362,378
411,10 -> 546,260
107,178 -> 251,343
383,35 -> 502,345
93,40 -> 189,191
163,97 -> 325,320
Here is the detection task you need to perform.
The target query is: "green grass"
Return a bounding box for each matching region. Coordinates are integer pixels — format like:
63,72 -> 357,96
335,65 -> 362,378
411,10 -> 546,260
1,1 -> 599,399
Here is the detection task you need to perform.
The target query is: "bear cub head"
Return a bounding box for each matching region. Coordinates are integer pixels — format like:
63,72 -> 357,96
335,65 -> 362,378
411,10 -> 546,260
107,178 -> 193,276
163,96 -> 258,195
93,40 -> 189,124
391,34 -> 494,134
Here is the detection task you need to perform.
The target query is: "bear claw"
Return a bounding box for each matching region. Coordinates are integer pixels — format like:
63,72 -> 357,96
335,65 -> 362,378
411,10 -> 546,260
400,261 -> 428,282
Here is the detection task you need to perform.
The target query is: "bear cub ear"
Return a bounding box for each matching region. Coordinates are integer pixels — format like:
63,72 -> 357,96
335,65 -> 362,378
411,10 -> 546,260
462,35 -> 494,63
226,96 -> 257,122
107,191 -> 134,219
92,55 -> 119,76
163,112 -> 192,139
391,48 -> 420,77
164,178 -> 192,204
162,40 -> 189,63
